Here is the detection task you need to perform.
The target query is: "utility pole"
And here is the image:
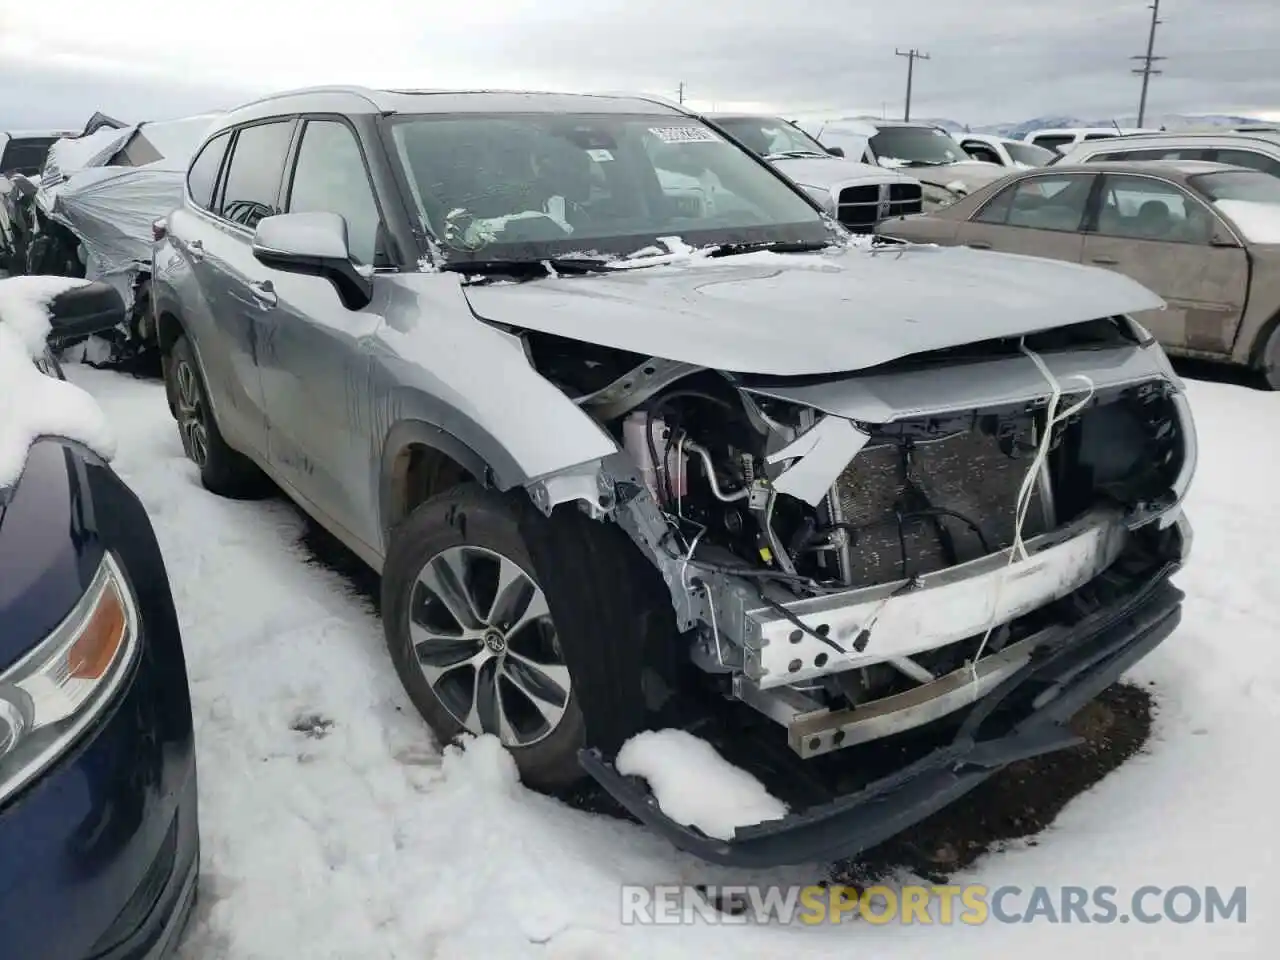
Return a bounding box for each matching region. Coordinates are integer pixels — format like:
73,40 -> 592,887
1131,0 -> 1165,127
895,48 -> 930,122
677,82 -> 685,105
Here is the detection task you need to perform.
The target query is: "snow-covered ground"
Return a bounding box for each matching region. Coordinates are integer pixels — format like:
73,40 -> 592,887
65,365 -> 1274,959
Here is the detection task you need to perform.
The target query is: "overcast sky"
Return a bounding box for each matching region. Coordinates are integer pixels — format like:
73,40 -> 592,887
2,0 -> 1276,130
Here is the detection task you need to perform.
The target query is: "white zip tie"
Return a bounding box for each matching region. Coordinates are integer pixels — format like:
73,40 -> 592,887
968,341 -> 1095,696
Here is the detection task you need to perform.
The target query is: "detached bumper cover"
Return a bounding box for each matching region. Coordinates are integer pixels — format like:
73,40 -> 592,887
580,568 -> 1183,867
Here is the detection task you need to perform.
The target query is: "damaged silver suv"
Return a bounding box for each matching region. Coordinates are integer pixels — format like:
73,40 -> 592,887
153,87 -> 1197,867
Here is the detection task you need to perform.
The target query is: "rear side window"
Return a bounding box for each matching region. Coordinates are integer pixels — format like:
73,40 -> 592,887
187,132 -> 231,210
218,120 -> 296,228
1211,149 -> 1280,178
286,120 -> 383,265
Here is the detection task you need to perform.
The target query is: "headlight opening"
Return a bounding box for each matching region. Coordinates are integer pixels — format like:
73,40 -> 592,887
0,553 -> 140,805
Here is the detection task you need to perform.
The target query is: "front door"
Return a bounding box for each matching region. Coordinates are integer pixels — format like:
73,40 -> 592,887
955,171 -> 1097,263
256,117 -> 392,550
1082,173 -> 1249,356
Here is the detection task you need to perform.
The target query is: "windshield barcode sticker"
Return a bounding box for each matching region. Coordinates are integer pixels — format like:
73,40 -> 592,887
649,126 -> 720,144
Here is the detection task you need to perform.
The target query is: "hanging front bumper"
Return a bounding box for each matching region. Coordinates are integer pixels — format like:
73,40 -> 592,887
580,556 -> 1184,868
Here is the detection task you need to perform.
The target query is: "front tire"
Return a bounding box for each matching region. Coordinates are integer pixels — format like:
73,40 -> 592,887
381,483 -> 678,792
167,334 -> 270,499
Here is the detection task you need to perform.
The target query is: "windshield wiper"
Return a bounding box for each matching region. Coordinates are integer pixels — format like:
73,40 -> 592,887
764,150 -> 831,160
707,239 -> 835,257
438,256 -> 612,278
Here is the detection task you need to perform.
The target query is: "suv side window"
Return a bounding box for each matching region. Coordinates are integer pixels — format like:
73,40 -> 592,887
974,174 -> 1094,231
1211,149 -> 1280,178
285,119 -> 383,265
218,120 -> 296,229
1097,147 -> 1212,162
187,131 -> 230,210
1093,174 -> 1214,244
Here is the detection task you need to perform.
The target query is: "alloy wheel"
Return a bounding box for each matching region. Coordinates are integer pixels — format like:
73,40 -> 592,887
408,545 -> 570,747
173,360 -> 209,467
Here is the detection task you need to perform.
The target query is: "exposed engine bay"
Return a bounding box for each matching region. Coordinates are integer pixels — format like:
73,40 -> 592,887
521,315 -> 1195,757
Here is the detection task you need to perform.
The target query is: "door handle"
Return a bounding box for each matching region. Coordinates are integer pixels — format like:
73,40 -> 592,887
187,239 -> 205,262
1090,256 -> 1119,265
248,280 -> 277,308
966,241 -> 991,249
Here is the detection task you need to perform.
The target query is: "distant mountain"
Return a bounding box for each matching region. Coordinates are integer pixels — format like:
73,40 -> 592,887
973,114 -> 1273,139
829,113 -> 1275,140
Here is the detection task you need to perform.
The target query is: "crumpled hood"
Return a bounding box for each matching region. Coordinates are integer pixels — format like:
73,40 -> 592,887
905,161 -> 1009,194
461,243 -> 1165,376
769,156 -> 918,191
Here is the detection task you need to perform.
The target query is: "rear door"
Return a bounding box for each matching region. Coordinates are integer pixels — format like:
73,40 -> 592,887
1081,172 -> 1249,355
204,118 -> 298,458
955,172 -> 1096,262
256,116 -> 391,547
162,129 -> 270,454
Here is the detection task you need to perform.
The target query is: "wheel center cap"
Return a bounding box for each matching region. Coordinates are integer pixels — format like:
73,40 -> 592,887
483,630 -> 506,653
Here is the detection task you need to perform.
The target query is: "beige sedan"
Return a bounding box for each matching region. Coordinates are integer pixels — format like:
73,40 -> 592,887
877,159 -> 1280,387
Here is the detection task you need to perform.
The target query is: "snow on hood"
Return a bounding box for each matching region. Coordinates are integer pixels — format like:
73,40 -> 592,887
460,242 -> 1166,376
768,155 -> 919,191
0,277 -> 116,490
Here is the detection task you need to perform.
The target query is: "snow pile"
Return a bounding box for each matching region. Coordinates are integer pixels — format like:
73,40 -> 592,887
0,276 -> 115,488
616,729 -> 788,841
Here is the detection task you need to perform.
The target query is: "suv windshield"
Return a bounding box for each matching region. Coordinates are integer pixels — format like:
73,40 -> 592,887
869,127 -> 968,167
713,117 -> 830,159
388,113 -> 833,262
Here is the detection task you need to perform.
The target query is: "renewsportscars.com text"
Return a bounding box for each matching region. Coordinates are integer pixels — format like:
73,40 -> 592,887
621,883 -> 1248,925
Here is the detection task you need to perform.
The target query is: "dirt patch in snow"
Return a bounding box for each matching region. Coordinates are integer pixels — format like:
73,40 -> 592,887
834,681 -> 1155,885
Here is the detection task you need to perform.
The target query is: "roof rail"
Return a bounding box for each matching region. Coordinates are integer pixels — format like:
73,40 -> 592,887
223,85 -> 385,113
587,90 -> 693,114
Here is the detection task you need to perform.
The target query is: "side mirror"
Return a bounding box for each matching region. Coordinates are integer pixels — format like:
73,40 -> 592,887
47,281 -> 126,344
252,212 -> 373,309
825,145 -> 846,158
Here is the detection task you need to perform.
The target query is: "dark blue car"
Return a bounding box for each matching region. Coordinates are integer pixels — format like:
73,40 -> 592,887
0,282 -> 199,959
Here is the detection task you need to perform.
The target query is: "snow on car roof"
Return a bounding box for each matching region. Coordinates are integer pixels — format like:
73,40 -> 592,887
0,277 -> 115,490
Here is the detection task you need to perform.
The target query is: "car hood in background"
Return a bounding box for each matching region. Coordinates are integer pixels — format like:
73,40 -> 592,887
906,160 -> 1009,194
460,243 -> 1165,376
769,156 -> 920,190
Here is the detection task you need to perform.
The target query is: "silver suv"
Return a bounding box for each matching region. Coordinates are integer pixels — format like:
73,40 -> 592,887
152,86 -> 1197,866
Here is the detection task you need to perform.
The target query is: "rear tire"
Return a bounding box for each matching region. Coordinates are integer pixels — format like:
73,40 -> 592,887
381,483 -> 679,792
168,334 -> 271,499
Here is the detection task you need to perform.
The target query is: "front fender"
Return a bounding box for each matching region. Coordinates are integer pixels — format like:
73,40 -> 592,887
371,272 -> 622,543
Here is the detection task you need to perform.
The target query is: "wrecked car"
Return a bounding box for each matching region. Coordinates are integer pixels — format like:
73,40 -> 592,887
28,114 -> 218,355
153,87 -> 1196,867
705,114 -> 924,231
798,118 -> 1009,210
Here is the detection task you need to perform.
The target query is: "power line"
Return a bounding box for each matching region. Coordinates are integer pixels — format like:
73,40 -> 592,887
1131,0 -> 1166,127
894,48 -> 930,122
